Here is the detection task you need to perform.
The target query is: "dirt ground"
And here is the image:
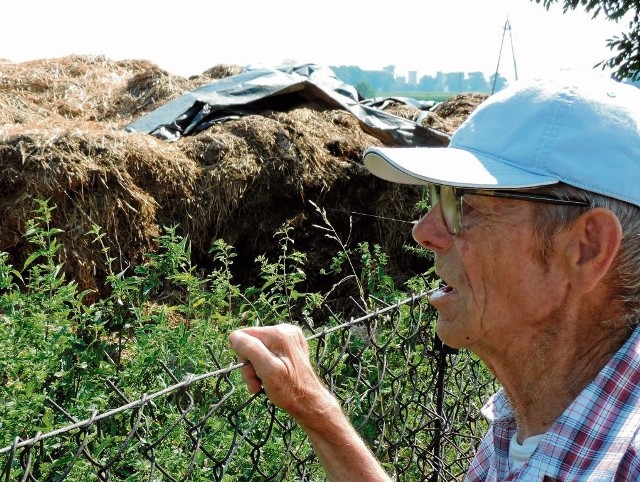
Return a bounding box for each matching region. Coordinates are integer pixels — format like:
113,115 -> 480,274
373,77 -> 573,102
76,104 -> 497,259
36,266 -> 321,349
0,55 -> 487,298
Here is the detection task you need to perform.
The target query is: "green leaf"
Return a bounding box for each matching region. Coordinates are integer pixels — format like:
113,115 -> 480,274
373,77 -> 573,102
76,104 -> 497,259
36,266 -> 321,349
22,251 -> 41,270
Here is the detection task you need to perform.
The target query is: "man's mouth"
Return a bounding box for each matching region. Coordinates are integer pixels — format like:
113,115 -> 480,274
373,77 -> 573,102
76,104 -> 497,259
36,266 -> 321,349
439,283 -> 454,293
435,275 -> 455,291
428,280 -> 457,303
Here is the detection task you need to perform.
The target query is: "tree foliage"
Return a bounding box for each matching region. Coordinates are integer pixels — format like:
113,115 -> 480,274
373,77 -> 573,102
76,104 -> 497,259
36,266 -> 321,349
355,80 -> 376,99
534,0 -> 640,80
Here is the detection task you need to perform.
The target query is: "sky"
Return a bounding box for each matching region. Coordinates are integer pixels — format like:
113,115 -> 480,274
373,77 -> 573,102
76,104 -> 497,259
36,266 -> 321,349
1,0 -> 631,84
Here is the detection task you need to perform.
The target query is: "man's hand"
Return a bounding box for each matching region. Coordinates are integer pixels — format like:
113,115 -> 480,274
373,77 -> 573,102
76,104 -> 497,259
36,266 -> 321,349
228,324 -> 334,420
228,324 -> 392,481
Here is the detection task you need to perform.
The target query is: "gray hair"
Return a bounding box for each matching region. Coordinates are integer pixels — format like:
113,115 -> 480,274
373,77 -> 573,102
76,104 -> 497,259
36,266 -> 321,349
532,184 -> 640,327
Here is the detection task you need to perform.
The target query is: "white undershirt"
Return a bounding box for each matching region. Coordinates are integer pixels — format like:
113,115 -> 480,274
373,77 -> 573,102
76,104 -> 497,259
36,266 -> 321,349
509,433 -> 546,470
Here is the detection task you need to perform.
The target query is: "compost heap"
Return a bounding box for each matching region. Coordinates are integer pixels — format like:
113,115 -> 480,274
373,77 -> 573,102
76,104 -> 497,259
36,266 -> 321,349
0,55 -> 487,299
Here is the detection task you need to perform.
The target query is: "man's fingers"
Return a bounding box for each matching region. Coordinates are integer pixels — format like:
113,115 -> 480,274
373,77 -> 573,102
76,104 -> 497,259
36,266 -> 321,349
228,325 -> 333,418
235,324 -> 310,359
237,324 -> 304,347
241,365 -> 263,394
230,331 -> 272,394
229,329 -> 283,376
234,354 -> 262,394
230,330 -> 268,359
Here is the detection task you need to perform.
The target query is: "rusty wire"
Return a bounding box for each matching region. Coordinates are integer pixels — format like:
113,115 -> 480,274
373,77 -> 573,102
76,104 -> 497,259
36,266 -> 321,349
1,291 -> 498,481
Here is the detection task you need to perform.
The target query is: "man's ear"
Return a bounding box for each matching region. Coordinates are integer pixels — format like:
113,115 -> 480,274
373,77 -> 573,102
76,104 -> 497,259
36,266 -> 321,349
569,207 -> 622,292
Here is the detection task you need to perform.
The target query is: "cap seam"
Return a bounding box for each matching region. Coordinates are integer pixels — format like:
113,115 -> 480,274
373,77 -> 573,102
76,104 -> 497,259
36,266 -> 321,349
535,94 -> 564,169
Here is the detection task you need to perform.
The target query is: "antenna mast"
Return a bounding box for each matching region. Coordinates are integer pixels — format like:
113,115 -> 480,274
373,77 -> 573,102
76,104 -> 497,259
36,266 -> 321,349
492,18 -> 518,94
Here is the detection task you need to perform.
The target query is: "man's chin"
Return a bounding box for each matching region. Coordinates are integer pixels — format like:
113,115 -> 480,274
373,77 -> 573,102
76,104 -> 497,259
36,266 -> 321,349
434,317 -> 466,350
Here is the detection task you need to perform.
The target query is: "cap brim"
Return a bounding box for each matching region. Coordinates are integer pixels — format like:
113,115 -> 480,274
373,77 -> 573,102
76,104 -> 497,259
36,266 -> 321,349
363,146 -> 559,189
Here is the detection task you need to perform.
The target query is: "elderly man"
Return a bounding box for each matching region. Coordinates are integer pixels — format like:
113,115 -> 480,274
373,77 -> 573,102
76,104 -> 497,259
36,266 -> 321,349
229,74 -> 640,481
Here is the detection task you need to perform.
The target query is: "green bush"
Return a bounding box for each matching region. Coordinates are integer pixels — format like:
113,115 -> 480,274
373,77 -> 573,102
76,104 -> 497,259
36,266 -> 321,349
0,199 -> 496,481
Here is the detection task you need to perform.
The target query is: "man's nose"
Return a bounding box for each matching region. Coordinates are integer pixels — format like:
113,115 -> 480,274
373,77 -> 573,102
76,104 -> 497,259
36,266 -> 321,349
412,205 -> 453,252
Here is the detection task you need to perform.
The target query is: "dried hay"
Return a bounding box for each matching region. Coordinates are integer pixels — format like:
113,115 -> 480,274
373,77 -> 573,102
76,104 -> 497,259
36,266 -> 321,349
0,55 -> 244,128
178,102 -> 425,286
382,103 -> 422,122
0,55 -> 484,298
0,119 -> 199,296
1,55 -> 155,125
381,94 -> 488,134
432,92 -> 488,130
197,64 -> 245,80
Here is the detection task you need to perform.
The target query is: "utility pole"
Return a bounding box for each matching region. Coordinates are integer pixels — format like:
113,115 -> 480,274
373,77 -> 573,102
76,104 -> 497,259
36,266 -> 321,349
492,18 -> 518,94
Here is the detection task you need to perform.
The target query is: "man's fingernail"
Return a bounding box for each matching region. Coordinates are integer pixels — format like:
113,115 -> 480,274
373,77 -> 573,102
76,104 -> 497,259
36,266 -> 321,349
229,331 -> 243,349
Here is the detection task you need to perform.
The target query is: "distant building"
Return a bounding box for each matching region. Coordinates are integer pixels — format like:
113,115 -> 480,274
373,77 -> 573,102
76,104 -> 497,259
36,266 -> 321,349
331,64 -> 506,95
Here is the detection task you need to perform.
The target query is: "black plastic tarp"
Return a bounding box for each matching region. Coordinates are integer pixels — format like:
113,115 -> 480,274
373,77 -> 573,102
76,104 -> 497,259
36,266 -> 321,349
125,63 -> 451,147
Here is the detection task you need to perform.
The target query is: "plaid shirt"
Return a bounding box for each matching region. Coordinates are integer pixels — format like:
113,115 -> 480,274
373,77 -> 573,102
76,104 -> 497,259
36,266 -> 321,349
465,326 -> 640,482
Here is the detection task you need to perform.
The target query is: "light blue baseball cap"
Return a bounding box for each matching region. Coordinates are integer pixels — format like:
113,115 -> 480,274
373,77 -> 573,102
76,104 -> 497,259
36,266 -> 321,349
363,73 -> 640,207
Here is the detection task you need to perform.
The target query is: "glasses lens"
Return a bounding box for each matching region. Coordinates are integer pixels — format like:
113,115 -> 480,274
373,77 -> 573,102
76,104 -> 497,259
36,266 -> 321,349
439,185 -> 462,234
428,183 -> 439,208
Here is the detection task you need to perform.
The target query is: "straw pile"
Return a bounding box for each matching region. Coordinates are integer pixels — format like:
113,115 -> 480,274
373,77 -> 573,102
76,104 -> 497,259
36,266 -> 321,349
0,55 -> 486,296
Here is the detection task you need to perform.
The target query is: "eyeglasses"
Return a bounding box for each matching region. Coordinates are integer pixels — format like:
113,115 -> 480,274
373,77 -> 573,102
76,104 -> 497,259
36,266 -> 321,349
427,183 -> 590,235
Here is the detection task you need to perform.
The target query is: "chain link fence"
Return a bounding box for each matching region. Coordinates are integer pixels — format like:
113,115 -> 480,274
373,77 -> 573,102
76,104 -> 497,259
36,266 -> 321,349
1,292 -> 498,481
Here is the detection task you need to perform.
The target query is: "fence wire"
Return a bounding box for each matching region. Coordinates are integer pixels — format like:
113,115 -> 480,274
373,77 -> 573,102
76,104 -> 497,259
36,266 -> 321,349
1,292 -> 498,481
